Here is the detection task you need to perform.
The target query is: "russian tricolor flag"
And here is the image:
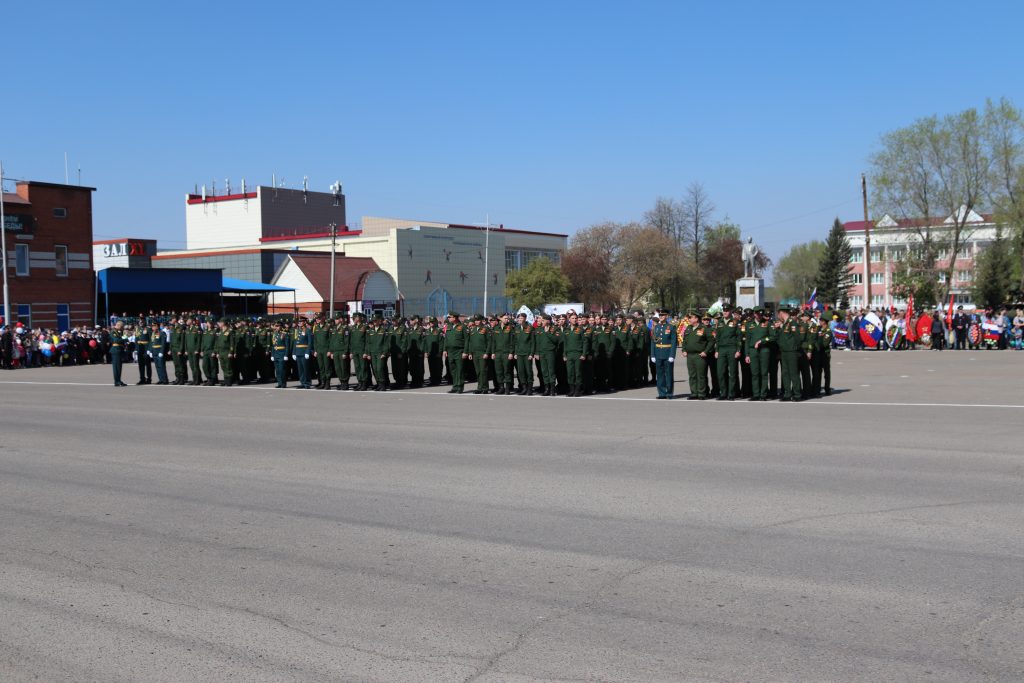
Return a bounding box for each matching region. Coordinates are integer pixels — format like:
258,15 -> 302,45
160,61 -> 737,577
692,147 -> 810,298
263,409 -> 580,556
807,288 -> 823,312
859,312 -> 884,348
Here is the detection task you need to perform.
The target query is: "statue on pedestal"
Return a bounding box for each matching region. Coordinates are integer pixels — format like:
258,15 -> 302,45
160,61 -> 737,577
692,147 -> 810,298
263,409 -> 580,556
741,237 -> 760,278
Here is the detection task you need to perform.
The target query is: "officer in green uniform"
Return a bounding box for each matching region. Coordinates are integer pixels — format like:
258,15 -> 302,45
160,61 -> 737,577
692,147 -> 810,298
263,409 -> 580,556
110,321 -> 128,386
512,312 -> 536,395
328,314 -> 351,390
443,312 -> 468,393
150,321 -> 170,385
743,307 -> 772,401
349,312 -> 370,391
682,311 -> 712,399
406,316 -> 425,388
466,314 -> 492,394
391,317 -> 409,389
168,319 -> 187,385
491,313 -> 515,395
184,318 -> 202,385
562,312 -> 589,397
312,317 -> 331,388
215,320 -> 236,386
650,309 -> 677,399
292,318 -> 313,389
768,310 -> 782,398
798,310 -> 814,398
713,305 -> 742,401
270,322 -> 291,387
534,315 -> 560,396
201,321 -> 218,385
592,315 -> 613,393
611,315 -> 630,391
776,308 -> 803,401
422,317 -> 443,386
815,314 -> 835,396
134,321 -> 152,384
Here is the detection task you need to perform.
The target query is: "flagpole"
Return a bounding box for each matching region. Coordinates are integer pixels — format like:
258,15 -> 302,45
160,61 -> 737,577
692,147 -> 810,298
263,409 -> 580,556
1,161 -> 10,326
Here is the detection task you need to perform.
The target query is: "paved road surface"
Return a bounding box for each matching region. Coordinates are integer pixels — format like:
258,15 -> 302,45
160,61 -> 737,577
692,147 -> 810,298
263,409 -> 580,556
1,351 -> 1022,681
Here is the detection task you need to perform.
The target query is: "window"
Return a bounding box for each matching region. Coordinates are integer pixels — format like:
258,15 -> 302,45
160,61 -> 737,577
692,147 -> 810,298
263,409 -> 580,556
937,248 -> 950,260
890,248 -> 905,262
871,295 -> 885,307
938,272 -> 947,283
53,207 -> 68,218
17,304 -> 31,328
55,245 -> 68,277
849,251 -> 864,263
870,249 -> 882,261
850,273 -> 863,284
849,296 -> 863,309
871,272 -> 885,285
957,245 -> 971,259
15,244 -> 30,275
505,249 -> 521,273
56,304 -> 70,332
957,270 -> 972,282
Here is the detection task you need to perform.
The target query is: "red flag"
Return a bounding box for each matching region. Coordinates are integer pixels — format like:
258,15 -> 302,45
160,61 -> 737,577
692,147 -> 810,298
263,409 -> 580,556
904,294 -> 916,342
946,293 -> 955,326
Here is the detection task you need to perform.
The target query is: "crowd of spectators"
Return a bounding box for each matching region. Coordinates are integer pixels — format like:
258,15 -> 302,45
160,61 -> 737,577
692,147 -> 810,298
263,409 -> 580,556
836,305 -> 1024,351
0,322 -> 111,369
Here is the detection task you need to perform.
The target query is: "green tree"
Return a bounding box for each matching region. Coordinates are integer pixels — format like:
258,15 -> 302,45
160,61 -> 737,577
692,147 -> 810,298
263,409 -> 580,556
815,219 -> 854,307
775,240 -> 825,302
972,226 -> 1015,308
505,257 -> 571,311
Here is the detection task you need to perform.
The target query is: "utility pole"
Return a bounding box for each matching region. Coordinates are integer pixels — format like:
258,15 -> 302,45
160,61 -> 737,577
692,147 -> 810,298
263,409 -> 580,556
1,161 -> 9,326
482,213 -> 490,317
328,222 -> 338,318
862,173 -> 871,309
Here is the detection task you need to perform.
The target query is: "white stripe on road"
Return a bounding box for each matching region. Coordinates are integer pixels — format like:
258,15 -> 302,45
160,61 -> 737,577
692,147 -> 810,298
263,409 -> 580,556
2,379 -> 1023,408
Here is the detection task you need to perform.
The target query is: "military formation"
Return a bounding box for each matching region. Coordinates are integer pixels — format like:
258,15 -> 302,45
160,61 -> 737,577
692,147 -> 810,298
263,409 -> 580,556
105,305 -> 834,400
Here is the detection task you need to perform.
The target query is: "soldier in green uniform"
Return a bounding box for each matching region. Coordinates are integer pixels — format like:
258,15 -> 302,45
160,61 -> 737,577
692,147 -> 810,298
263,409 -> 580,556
768,310 -> 782,398
166,318 -> 185,385
776,308 -> 804,401
743,307 -> 772,401
312,317 -> 332,389
270,322 -> 291,388
713,305 -> 742,401
611,315 -> 630,391
629,317 -> 646,388
798,310 -> 814,399
443,312 -> 468,393
650,309 -> 677,399
366,314 -> 391,391
134,321 -> 152,385
292,318 -> 313,389
406,316 -> 425,388
703,312 -> 720,398
201,321 -> 218,386
592,315 -> 613,393
184,318 -> 202,385
534,315 -> 561,396
815,314 -> 835,396
513,312 -> 536,395
422,317 -> 443,386
150,321 -> 170,385
490,313 -> 515,395
328,314 -> 351,390
349,312 -> 370,391
215,320 -> 236,386
682,311 -> 712,399
562,312 -> 589,397
110,321 -> 128,386
391,317 -> 409,389
465,315 -> 489,394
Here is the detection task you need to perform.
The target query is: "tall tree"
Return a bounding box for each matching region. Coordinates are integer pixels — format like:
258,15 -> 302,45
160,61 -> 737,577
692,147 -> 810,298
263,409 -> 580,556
643,197 -> 684,246
612,224 -> 682,312
983,98 -> 1024,290
815,219 -> 854,307
776,240 -> 826,303
505,257 -> 571,311
561,223 -> 617,311
680,182 -> 715,270
972,226 -> 1015,308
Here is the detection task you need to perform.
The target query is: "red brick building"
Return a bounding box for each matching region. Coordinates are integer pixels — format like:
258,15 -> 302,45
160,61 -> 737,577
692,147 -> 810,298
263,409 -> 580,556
2,181 -> 95,329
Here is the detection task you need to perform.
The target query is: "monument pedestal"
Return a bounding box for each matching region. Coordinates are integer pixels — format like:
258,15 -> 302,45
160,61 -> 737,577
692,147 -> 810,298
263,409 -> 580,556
735,277 -> 764,310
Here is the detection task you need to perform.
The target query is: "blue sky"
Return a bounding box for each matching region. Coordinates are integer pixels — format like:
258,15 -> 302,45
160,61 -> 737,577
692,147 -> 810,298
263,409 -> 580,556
4,1 -> 1022,263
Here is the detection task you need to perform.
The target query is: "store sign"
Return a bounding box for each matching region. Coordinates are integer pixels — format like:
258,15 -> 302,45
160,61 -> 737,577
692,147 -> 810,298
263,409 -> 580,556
102,241 -> 149,257
3,213 -> 33,234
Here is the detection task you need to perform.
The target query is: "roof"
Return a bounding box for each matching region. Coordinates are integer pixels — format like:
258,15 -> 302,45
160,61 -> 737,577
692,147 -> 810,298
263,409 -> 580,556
18,181 -> 96,192
97,267 -> 222,294
222,276 -> 293,293
283,254 -> 382,300
2,192 -> 30,206
844,211 -> 995,232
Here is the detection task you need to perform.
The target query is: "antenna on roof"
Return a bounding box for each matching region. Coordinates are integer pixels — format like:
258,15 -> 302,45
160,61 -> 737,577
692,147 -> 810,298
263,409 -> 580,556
330,180 -> 342,207
201,184 -> 207,201
211,179 -> 216,198
225,178 -> 231,195
241,178 -> 246,195
303,176 -> 309,204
